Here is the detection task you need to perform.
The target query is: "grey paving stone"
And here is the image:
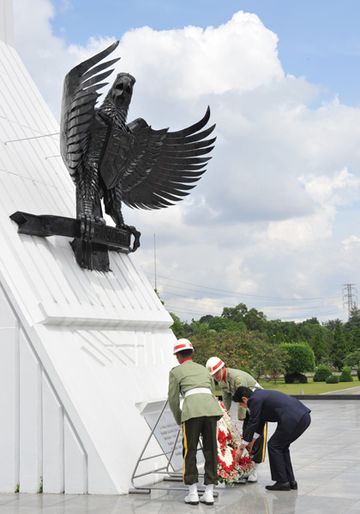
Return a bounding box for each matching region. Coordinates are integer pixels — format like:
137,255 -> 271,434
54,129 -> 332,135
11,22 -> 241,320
0,399 -> 359,513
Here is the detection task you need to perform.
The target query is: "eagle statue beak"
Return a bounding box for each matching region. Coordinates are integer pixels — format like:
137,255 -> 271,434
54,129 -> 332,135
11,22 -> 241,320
112,74 -> 135,103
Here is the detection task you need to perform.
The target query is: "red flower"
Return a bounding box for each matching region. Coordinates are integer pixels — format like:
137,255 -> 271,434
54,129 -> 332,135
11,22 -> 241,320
218,429 -> 228,446
216,401 -> 255,484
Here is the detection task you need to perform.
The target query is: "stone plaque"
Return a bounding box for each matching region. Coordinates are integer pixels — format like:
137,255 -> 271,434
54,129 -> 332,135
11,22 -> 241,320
141,400 -> 204,472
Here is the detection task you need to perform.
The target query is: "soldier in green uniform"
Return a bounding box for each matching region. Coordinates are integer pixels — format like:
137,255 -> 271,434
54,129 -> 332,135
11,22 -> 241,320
206,356 -> 266,483
168,339 -> 223,506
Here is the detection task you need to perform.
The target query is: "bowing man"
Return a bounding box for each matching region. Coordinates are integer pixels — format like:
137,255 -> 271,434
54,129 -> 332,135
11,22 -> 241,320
232,387 -> 311,491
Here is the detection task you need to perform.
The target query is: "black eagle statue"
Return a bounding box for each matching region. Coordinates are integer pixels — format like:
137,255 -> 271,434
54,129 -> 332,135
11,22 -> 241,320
60,41 -> 216,270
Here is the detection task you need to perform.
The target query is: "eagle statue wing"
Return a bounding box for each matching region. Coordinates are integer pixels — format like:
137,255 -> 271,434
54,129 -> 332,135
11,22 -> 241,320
60,41 -> 120,181
121,107 -> 216,209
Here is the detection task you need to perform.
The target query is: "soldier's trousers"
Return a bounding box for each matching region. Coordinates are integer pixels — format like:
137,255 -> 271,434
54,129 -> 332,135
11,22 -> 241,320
243,414 -> 268,463
182,416 -> 218,485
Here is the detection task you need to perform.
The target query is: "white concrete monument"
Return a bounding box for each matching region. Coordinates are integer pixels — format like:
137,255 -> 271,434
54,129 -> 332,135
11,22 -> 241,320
0,0 -> 14,46
0,0 -> 176,494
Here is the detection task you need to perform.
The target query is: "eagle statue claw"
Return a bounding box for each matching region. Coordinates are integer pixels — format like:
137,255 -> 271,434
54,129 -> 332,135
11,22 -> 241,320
79,215 -> 106,240
120,223 -> 136,232
60,40 -> 216,270
79,214 -> 95,241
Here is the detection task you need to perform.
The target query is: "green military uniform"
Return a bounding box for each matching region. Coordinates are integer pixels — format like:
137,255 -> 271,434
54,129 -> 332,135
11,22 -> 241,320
220,368 -> 259,420
168,360 -> 223,485
220,368 -> 266,464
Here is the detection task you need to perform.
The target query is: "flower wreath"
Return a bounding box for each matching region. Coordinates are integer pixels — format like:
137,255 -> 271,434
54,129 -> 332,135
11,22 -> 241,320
217,401 -> 254,484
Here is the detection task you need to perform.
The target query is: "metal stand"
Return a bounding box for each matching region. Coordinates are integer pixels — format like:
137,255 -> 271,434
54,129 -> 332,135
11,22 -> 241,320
129,400 -> 217,496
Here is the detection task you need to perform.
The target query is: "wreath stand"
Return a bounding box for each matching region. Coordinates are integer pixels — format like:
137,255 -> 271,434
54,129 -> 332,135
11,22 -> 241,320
129,400 -> 218,497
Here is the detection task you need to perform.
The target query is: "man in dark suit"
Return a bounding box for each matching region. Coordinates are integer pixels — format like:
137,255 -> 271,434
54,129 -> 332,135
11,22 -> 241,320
233,387 -> 311,491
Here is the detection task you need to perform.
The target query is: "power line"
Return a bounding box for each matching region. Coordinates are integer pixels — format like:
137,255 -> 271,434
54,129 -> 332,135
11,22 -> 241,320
146,267 -> 340,319
150,272 -> 338,303
160,284 -> 333,306
165,298 -> 338,314
160,289 -> 335,311
165,303 -> 340,320
164,292 -> 339,314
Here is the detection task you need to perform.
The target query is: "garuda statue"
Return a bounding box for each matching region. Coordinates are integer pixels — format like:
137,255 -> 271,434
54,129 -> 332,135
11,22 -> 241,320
60,41 -> 215,270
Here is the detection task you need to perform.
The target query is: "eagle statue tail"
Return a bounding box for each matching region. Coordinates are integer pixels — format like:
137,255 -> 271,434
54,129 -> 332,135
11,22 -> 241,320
70,239 -> 110,272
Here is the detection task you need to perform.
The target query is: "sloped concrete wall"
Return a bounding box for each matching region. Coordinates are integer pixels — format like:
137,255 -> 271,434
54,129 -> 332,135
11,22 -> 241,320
0,37 -> 175,494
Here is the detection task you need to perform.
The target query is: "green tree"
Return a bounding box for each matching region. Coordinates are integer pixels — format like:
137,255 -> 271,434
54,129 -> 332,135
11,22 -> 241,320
221,303 -> 267,331
188,320 -> 212,336
191,328 -> 288,381
170,312 -> 191,338
169,301 -> 350,374
248,341 -> 288,382
344,308 -> 360,352
221,303 -> 248,321
208,316 -> 245,332
328,320 -> 347,370
265,320 -> 289,344
344,350 -> 360,367
244,308 -> 267,331
298,319 -> 330,364
198,315 -> 214,324
191,329 -> 264,372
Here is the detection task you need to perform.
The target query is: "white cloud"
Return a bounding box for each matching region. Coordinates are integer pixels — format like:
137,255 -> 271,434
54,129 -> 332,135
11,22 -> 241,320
13,0 -> 116,118
118,12 -> 283,101
12,1 -> 360,321
268,168 -> 360,246
303,167 -> 360,206
342,235 -> 360,250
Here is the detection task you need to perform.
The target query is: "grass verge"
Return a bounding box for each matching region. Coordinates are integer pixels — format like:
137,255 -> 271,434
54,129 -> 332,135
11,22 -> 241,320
260,378 -> 360,395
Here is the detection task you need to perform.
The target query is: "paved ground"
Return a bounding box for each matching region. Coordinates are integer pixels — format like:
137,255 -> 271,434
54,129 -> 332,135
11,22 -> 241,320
325,386 -> 360,395
1,399 -> 360,513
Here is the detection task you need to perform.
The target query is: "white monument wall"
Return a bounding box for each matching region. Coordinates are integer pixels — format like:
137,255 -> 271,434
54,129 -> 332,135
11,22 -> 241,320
0,26 -> 176,494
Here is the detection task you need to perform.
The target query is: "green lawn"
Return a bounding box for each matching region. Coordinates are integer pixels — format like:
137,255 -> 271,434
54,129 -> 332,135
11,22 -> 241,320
260,378 -> 360,395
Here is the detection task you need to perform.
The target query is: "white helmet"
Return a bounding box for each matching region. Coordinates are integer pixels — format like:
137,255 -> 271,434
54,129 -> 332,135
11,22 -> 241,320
173,338 -> 194,354
206,356 -> 225,376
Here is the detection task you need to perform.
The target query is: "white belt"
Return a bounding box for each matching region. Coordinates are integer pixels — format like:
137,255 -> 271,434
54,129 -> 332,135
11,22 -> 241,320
184,387 -> 212,397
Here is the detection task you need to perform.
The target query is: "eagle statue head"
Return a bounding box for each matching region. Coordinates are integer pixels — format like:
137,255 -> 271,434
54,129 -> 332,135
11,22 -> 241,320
109,72 -> 136,109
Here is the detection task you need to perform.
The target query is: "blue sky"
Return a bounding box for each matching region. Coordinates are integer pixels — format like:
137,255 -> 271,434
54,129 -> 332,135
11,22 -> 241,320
51,0 -> 360,106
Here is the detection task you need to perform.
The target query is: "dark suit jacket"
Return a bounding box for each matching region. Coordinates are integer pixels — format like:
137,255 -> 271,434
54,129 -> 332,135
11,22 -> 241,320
243,389 -> 311,442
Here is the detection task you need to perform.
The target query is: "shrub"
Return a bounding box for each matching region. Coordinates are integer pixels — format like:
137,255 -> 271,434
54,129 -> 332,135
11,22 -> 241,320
326,374 -> 339,384
313,364 -> 332,382
357,367 -> 360,381
284,372 -> 308,384
339,366 -> 353,382
280,342 -> 315,375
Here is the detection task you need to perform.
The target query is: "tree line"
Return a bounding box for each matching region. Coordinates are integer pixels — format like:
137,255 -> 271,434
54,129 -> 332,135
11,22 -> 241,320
170,303 -> 360,381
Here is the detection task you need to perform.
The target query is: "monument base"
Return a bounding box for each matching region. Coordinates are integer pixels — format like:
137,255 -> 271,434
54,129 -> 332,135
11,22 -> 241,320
0,252 -> 176,494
